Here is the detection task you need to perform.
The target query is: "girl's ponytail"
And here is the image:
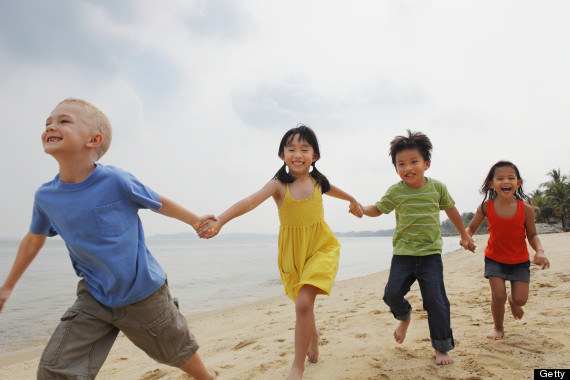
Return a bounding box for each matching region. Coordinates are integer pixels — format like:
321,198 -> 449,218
273,163 -> 295,184
310,163 -> 330,193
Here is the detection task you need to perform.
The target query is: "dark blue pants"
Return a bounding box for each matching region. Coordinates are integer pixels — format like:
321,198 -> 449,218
383,254 -> 454,352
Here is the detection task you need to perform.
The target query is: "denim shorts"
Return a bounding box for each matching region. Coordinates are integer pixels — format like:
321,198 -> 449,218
484,256 -> 530,282
38,280 -> 199,379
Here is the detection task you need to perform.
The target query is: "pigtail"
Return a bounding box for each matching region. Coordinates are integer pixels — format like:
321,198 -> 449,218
273,163 -> 295,184
310,163 -> 330,193
515,188 -> 532,205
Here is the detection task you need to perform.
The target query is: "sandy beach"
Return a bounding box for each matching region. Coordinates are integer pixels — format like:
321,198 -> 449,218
1,232 -> 568,379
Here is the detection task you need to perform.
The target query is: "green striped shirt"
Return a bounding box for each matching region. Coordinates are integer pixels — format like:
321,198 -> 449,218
376,177 -> 455,256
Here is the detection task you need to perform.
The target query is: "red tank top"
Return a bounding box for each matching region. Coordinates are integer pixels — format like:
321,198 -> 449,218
485,199 -> 530,264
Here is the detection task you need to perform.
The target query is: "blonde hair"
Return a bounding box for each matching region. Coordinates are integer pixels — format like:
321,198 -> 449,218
57,98 -> 112,159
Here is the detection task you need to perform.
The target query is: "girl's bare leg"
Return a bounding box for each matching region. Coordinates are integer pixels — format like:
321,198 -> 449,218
179,352 -> 217,380
286,285 -> 319,380
487,277 -> 507,340
508,280 -> 529,320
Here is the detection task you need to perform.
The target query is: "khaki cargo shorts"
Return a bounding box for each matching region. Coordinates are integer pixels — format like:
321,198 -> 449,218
37,279 -> 199,379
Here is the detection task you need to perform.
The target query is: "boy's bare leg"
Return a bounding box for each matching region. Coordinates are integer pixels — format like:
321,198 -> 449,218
179,352 -> 217,380
435,349 -> 454,365
508,280 -> 529,320
487,277 -> 506,340
286,285 -> 319,380
394,315 -> 411,344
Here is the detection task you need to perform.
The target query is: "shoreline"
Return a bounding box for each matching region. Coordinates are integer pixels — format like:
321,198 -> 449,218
2,232 -> 569,379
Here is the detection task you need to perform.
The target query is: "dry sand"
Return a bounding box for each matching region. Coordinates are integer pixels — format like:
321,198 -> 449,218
1,232 -> 568,379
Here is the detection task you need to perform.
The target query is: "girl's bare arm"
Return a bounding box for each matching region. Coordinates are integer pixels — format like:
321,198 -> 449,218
466,204 -> 486,237
326,185 -> 363,217
199,180 -> 282,238
524,204 -> 549,269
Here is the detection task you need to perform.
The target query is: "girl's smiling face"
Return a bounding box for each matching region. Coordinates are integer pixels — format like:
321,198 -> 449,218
279,133 -> 317,177
490,166 -> 522,199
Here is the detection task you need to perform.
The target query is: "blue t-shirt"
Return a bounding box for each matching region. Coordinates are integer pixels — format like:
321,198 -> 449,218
30,164 -> 166,307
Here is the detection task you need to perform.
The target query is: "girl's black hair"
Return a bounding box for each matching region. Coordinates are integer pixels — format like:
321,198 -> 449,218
273,124 -> 331,193
480,160 -> 531,207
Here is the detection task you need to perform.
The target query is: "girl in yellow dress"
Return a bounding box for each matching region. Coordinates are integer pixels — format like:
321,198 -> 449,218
199,125 -> 363,380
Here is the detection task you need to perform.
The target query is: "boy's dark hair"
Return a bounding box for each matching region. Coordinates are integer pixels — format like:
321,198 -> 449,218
480,160 -> 531,207
389,129 -> 432,167
273,124 -> 331,193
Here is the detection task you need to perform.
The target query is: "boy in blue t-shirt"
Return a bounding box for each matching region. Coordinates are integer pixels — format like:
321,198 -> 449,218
0,99 -> 217,379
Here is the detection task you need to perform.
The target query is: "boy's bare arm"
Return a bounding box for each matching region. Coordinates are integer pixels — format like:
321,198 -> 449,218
0,232 -> 46,312
154,196 -> 216,232
444,206 -> 476,252
362,204 -> 382,217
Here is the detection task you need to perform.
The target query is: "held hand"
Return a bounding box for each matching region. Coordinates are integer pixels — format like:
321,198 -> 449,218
192,215 -> 217,233
460,236 -> 476,252
0,287 -> 12,313
533,251 -> 550,269
197,218 -> 221,239
349,202 -> 364,218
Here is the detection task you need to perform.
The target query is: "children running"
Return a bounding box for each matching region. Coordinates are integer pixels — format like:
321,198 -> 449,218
465,160 -> 550,340
361,130 -> 475,365
0,99 -> 217,380
198,125 -> 363,380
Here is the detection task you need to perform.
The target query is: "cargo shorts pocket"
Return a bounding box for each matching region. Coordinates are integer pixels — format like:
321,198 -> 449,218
142,304 -> 189,364
39,309 -> 79,366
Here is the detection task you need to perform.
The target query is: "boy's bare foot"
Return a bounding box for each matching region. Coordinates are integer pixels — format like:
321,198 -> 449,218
508,294 -> 524,320
285,366 -> 303,380
435,349 -> 454,365
487,328 -> 504,340
307,328 -> 320,363
394,316 -> 411,344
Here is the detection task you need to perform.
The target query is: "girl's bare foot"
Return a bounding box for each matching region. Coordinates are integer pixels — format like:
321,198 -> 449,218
487,328 -> 504,340
307,328 -> 320,363
394,316 -> 411,344
285,366 -> 303,380
508,294 -> 524,320
435,349 -> 454,365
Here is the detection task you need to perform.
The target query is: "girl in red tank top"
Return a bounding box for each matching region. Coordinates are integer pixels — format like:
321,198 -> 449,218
465,161 -> 549,341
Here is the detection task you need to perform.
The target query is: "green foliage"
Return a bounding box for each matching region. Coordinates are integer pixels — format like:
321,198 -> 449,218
535,168 -> 570,229
441,211 -> 488,235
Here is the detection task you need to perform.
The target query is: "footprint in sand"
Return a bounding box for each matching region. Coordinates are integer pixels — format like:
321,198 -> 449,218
233,339 -> 257,350
139,368 -> 169,380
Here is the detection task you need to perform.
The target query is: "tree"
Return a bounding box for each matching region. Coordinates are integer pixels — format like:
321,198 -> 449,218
540,168 -> 570,229
530,189 -> 554,224
440,211 -> 488,235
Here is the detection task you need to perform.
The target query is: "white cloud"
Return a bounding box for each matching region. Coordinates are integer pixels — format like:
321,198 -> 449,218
0,0 -> 569,239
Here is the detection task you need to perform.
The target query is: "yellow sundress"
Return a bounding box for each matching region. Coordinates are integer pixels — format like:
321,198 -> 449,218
278,181 -> 341,302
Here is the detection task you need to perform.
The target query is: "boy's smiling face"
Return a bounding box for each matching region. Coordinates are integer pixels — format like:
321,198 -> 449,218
43,103 -> 96,158
394,148 -> 430,189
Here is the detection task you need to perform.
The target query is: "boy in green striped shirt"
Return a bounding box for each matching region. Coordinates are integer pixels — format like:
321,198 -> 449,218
363,130 -> 475,365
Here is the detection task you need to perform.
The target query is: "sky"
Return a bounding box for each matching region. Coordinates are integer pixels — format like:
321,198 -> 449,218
0,0 -> 569,239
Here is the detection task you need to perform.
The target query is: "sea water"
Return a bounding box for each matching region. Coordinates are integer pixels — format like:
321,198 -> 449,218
0,235 -> 459,355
